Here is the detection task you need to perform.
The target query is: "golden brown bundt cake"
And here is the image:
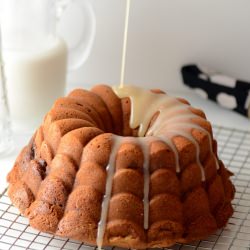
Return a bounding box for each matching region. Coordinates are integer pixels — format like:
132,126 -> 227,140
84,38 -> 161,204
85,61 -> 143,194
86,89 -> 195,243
7,84 -> 235,249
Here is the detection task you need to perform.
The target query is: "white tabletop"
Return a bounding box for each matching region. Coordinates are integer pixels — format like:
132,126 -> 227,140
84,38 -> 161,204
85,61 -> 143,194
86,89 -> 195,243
1,89 -> 249,193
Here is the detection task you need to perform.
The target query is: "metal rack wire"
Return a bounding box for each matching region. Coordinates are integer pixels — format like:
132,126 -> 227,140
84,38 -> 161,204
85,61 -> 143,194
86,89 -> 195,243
0,125 -> 249,250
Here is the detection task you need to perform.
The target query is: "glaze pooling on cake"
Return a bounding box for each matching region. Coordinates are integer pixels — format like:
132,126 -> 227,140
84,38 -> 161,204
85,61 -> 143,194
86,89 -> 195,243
7,84 -> 235,249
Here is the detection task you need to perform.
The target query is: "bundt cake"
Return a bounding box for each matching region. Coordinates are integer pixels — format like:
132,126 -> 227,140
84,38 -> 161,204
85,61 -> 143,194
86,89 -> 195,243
7,84 -> 235,249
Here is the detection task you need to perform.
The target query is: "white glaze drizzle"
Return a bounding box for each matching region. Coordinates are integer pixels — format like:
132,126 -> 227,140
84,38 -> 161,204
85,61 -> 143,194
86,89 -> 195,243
164,128 -> 205,181
97,135 -> 120,250
113,84 -> 219,177
155,136 -> 181,173
156,109 -> 219,169
96,135 -> 153,248
120,0 -> 131,87
137,137 -> 155,229
158,119 -> 220,171
97,85 -> 220,248
176,122 -> 220,170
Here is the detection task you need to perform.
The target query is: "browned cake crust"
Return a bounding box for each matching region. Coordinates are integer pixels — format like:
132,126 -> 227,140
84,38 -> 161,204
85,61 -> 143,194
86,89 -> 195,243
7,84 -> 235,249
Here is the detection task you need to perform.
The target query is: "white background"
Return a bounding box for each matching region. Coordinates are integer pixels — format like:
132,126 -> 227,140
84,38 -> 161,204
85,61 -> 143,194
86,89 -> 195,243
68,0 -> 250,92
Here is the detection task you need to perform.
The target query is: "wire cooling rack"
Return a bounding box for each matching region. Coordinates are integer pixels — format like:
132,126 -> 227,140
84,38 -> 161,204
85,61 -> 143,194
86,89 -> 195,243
0,125 -> 250,250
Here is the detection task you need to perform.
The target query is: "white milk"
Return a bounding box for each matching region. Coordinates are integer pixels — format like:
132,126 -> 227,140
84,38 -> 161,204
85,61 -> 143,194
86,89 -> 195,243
3,37 -> 67,132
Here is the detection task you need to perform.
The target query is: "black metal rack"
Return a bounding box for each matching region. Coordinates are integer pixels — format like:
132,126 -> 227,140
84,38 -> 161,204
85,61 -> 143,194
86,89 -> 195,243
0,125 -> 249,250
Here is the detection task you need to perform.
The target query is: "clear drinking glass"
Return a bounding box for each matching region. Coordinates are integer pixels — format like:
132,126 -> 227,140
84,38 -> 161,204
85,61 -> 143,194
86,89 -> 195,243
0,28 -> 12,156
0,0 -> 95,133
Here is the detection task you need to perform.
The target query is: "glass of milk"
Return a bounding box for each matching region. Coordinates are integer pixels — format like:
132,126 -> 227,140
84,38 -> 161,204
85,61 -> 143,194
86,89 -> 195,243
0,29 -> 12,156
0,0 -> 95,133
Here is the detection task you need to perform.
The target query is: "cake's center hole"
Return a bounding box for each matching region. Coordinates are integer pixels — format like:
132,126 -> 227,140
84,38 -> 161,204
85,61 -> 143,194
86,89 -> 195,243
114,85 -> 166,137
